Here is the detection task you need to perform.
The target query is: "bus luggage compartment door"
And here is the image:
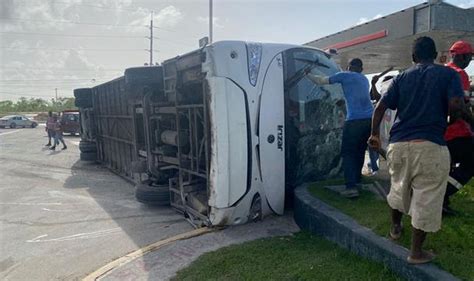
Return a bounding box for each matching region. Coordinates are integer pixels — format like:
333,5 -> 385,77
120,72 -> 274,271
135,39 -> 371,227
259,54 -> 285,215
208,77 -> 249,209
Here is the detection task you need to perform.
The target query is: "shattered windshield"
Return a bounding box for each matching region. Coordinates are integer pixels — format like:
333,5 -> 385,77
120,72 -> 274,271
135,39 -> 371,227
283,48 -> 346,187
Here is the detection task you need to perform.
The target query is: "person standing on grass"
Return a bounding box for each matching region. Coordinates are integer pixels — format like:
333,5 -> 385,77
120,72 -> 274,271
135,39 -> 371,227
368,36 -> 465,264
50,114 -> 67,151
307,58 -> 373,198
45,111 -> 55,146
364,75 -> 387,176
443,40 -> 474,215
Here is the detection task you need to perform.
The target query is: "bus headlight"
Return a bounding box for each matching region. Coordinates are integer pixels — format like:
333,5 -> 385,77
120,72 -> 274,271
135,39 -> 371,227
246,43 -> 262,87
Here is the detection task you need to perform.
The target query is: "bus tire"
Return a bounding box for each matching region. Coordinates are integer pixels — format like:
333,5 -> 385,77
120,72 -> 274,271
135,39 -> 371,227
125,66 -> 163,85
135,182 -> 170,206
74,88 -> 93,108
79,141 -> 96,153
131,160 -> 147,173
80,151 -> 97,162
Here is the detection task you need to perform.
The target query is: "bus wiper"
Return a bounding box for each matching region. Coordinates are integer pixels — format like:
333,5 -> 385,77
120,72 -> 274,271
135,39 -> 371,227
284,58 -> 329,92
294,57 -> 330,69
284,63 -> 315,92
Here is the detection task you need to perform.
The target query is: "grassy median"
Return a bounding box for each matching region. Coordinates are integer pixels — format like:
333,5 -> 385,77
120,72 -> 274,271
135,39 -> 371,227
173,231 -> 402,281
308,178 -> 474,280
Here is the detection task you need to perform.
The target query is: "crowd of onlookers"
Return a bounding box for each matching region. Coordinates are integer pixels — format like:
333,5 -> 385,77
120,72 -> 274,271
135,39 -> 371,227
307,37 -> 473,264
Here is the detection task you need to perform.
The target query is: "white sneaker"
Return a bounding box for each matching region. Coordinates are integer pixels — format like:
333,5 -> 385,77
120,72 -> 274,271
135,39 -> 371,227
370,170 -> 378,177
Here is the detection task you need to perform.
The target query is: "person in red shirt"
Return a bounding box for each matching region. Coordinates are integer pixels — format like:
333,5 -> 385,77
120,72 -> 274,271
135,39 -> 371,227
443,40 -> 474,215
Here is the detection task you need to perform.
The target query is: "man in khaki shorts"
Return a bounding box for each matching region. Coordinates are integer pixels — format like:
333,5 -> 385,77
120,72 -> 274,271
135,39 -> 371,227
368,37 -> 466,264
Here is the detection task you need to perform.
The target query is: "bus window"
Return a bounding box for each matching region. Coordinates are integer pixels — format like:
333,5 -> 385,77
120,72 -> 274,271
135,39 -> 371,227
283,48 -> 346,187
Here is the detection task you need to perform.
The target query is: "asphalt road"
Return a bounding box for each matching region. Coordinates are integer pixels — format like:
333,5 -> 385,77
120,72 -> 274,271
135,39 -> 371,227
0,127 -> 192,280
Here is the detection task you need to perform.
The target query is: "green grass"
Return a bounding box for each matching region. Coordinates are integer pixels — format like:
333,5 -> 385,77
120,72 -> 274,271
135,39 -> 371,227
173,232 -> 403,281
309,178 -> 474,281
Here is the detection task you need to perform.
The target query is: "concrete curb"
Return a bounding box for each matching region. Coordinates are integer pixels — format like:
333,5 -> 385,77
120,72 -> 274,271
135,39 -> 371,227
294,184 -> 459,281
97,215 -> 300,281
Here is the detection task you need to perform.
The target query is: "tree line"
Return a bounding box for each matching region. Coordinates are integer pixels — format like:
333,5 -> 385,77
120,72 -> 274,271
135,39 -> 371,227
0,97 -> 76,113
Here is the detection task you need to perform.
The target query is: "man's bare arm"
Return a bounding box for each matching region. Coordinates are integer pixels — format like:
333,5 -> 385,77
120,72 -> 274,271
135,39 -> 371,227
371,101 -> 388,137
448,96 -> 474,127
306,74 -> 329,85
368,100 -> 388,152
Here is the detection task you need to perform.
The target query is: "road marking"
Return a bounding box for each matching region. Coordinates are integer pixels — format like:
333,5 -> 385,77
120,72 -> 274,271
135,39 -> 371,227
83,227 -> 215,281
68,140 -> 80,146
0,130 -> 22,136
26,228 -> 121,243
0,202 -> 63,206
41,207 -> 73,212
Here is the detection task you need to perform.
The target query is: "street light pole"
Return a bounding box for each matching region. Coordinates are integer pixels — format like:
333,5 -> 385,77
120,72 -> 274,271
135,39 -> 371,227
209,0 -> 213,44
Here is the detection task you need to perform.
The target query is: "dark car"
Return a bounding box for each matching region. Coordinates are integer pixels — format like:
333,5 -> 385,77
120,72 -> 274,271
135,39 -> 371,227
61,111 -> 80,135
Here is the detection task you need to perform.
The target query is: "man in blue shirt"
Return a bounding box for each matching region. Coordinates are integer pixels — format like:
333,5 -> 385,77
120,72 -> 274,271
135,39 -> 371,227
308,58 -> 373,198
368,37 -> 465,264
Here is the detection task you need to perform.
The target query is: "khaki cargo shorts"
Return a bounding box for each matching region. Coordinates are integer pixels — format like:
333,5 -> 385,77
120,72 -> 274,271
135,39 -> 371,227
386,141 -> 450,232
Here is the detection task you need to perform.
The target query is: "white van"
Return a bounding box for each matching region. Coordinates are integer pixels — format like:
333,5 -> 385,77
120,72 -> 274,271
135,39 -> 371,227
137,41 -> 346,226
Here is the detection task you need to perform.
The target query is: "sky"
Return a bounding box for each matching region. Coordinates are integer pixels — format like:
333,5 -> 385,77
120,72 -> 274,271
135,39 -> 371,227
1,0 -> 473,101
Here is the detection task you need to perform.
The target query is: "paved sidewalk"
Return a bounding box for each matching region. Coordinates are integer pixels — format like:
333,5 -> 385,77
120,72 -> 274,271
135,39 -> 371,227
97,215 -> 299,281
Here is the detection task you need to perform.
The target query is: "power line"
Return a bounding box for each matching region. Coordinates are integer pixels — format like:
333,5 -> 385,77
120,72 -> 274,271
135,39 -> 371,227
1,17 -> 201,36
0,66 -> 125,71
156,39 -> 195,47
0,17 -> 185,33
0,78 -> 103,82
0,17 -> 146,28
1,70 -> 124,74
51,1 -> 147,12
1,80 -> 113,84
0,81 -> 111,86
0,31 -> 195,46
12,0 -> 148,13
0,46 -> 155,52
0,31 -> 146,39
0,89 -> 65,94
0,91 -> 61,98
0,77 -> 117,82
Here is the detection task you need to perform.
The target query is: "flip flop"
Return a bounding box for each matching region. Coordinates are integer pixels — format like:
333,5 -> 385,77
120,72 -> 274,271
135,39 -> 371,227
389,224 -> 403,240
407,251 -> 436,265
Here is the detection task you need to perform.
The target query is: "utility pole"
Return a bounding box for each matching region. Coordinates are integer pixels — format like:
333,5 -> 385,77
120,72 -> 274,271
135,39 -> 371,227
55,88 -> 58,100
148,11 -> 154,66
209,0 -> 213,44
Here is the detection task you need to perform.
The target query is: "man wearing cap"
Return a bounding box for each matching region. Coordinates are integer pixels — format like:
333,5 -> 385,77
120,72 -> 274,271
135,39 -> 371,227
307,58 -> 373,198
443,40 -> 474,214
446,40 -> 473,100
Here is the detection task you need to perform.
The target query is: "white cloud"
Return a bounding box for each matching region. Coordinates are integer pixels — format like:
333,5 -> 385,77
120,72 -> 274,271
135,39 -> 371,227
155,6 -> 183,27
0,39 -> 107,98
0,0 -> 82,32
197,16 -> 224,29
356,14 -> 382,25
457,0 -> 474,8
127,5 -> 183,32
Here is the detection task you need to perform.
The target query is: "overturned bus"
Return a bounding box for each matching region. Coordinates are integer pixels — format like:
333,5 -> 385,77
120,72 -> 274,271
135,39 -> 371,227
75,41 -> 346,226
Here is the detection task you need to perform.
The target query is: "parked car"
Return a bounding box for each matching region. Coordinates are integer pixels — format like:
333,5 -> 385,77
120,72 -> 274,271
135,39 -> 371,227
61,110 -> 80,135
0,115 -> 38,129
